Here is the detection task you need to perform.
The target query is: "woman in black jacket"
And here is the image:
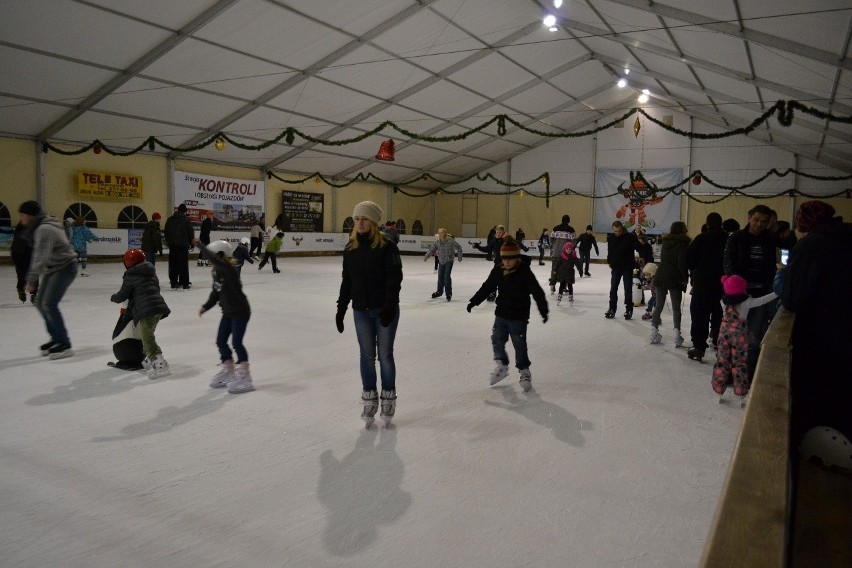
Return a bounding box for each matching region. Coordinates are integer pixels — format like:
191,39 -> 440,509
649,222 -> 691,346
336,201 -> 403,427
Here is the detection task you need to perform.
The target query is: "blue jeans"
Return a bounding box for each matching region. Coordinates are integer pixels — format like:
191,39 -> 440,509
608,268 -> 633,312
144,251 -> 157,265
35,261 -> 77,346
216,315 -> 250,363
436,261 -> 455,297
491,316 -> 530,370
353,307 -> 399,392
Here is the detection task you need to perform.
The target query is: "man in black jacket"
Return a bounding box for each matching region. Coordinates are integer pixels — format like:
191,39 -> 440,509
164,204 -> 195,290
686,212 -> 727,360
605,220 -> 639,319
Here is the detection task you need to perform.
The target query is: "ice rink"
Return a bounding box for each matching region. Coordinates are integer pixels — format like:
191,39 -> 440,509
0,253 -> 742,567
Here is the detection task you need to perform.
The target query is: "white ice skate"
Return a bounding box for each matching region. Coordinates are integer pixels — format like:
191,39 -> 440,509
649,326 -> 662,345
673,329 -> 684,348
210,360 -> 234,388
568,295 -> 574,305
147,354 -> 171,380
227,362 -> 255,394
380,389 -> 396,425
361,390 -> 378,427
519,369 -> 532,392
489,361 -> 509,385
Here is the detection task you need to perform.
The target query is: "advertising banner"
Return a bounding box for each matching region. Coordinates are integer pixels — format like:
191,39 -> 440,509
593,168 -> 683,235
78,171 -> 143,199
173,171 -> 265,230
280,190 -> 324,232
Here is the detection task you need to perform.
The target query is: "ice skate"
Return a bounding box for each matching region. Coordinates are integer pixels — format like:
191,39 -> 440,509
380,389 -> 396,424
649,326 -> 662,344
641,311 -> 652,320
673,329 -> 684,348
361,390 -> 378,426
210,360 -> 234,388
431,292 -> 441,299
568,295 -> 574,305
80,269 -> 89,277
623,309 -> 633,320
687,347 -> 705,362
18,291 -> 26,302
557,294 -> 562,306
147,354 -> 171,380
519,369 -> 532,392
227,362 -> 255,394
549,284 -> 555,295
40,341 -> 57,356
489,361 -> 509,385
47,343 -> 74,360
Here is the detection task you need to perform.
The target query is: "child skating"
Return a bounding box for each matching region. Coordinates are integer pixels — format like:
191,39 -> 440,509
711,275 -> 777,405
68,217 -> 100,276
110,249 -> 172,379
553,241 -> 577,305
196,239 -> 254,394
467,237 -> 548,392
257,231 -> 284,273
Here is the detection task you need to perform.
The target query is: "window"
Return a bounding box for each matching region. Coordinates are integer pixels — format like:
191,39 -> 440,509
118,205 -> 148,229
63,203 -> 97,227
0,202 -> 11,227
342,216 -> 354,233
396,219 -> 406,235
411,220 -> 423,235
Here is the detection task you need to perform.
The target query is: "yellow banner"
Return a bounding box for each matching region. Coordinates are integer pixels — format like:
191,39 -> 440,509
77,171 -> 143,199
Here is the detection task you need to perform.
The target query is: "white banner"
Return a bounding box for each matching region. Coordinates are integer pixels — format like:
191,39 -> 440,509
593,168 -> 683,235
173,171 -> 266,230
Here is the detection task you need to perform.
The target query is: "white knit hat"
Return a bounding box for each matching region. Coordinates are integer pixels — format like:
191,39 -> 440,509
352,201 -> 382,224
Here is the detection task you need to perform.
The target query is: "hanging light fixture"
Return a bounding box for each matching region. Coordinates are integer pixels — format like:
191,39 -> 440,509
375,139 -> 395,161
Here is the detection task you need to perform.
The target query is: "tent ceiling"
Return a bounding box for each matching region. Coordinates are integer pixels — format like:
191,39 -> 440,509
0,0 -> 849,186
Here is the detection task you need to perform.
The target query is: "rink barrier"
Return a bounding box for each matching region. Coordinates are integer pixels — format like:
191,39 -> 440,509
699,307 -> 795,567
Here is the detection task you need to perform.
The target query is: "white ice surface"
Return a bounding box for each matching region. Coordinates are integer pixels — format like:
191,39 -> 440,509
0,255 -> 742,568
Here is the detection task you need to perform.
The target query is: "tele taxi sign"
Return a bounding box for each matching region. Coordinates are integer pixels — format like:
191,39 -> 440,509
78,171 -> 143,199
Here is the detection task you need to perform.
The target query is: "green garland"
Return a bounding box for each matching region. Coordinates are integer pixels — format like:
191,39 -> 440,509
268,167 -> 850,208
42,99 -> 851,156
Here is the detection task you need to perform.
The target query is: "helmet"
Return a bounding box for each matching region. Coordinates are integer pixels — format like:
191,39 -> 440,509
799,426 -> 852,471
206,240 -> 233,258
123,248 -> 146,269
240,237 -> 251,246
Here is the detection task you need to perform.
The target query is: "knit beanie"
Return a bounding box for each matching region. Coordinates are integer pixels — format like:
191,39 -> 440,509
500,236 -> 521,259
560,241 -> 575,260
643,262 -> 658,277
721,275 -> 747,296
795,200 -> 835,233
177,203 -> 187,213
352,201 -> 382,224
19,200 -> 41,216
152,212 -> 161,220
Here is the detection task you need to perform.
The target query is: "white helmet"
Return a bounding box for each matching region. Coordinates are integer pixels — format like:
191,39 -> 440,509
240,237 -> 251,246
799,426 -> 852,471
206,240 -> 233,258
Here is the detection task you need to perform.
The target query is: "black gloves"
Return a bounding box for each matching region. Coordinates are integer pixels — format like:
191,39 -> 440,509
335,310 -> 345,333
466,303 -> 474,313
379,304 -> 397,327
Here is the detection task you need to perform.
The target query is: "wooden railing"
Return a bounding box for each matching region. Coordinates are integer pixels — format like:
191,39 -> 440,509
700,307 -> 795,567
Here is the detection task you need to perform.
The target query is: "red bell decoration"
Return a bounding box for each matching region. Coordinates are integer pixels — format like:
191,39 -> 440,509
692,175 -> 701,185
375,139 -> 395,162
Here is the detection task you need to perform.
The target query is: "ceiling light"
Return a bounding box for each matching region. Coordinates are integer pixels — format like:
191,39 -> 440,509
543,15 -> 557,27
637,93 -> 649,103
642,89 -> 650,95
554,0 -> 563,7
617,78 -> 627,88
548,26 -> 558,32
624,68 -> 630,75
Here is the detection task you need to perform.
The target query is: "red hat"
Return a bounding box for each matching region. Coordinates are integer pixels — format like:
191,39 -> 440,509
152,212 -> 161,220
500,237 -> 521,259
721,275 -> 747,296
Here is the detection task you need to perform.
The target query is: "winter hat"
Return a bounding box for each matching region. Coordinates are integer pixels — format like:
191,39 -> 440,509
19,200 -> 41,216
500,236 -> 521,260
177,203 -> 187,213
721,275 -> 747,297
152,212 -> 161,220
560,241 -> 575,260
352,201 -> 382,224
643,262 -> 658,277
795,200 -> 835,233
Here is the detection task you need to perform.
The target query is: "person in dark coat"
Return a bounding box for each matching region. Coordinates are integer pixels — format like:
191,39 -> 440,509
686,212 -> 728,359
467,237 -> 548,393
549,215 -> 576,292
163,203 -> 194,290
141,212 -> 163,265
781,200 -> 852,447
197,211 -> 213,267
336,201 -> 403,427
575,225 -> 599,277
605,220 -> 639,319
10,221 -> 37,302
648,222 -> 691,346
473,225 -> 530,301
110,249 -> 171,379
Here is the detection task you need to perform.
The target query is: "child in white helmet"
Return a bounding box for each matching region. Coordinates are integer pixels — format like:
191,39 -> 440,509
233,237 -> 254,275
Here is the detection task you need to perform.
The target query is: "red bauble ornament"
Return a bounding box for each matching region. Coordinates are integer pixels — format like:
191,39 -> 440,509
93,144 -> 102,155
692,175 -> 701,185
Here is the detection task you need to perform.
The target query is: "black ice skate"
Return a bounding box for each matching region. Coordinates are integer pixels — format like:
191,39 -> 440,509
687,347 -> 705,362
604,309 -> 615,319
